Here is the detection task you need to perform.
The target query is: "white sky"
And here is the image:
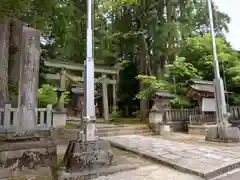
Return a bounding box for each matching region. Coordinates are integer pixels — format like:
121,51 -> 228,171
215,0 -> 239,50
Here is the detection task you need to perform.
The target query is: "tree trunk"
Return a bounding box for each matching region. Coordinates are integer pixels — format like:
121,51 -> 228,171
139,33 -> 150,121
0,18 -> 10,108
9,19 -> 23,107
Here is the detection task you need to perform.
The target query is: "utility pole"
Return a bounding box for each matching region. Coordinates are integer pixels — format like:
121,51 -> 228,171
83,0 -> 96,141
63,0 -> 116,172
205,0 -> 240,142
207,0 -> 227,126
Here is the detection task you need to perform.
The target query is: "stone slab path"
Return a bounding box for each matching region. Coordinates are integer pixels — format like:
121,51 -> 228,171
103,135 -> 240,179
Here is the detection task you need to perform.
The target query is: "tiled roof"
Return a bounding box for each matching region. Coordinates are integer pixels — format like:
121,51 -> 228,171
155,91 -> 175,99
189,79 -> 230,93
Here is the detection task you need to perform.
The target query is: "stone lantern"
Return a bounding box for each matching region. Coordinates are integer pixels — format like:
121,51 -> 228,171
149,91 -> 175,135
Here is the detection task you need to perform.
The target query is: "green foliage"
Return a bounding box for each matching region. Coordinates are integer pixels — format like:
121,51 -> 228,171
8,79 -> 18,96
180,35 -> 239,80
0,0 -> 30,17
170,95 -> 193,108
166,56 -> 202,81
109,109 -> 122,121
38,84 -> 69,107
38,84 -> 57,107
132,109 -> 140,118
135,75 -> 168,100
231,94 -> 240,105
2,0 -> 237,114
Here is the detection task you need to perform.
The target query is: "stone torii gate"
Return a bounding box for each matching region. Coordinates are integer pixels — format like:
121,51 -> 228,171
44,60 -> 119,122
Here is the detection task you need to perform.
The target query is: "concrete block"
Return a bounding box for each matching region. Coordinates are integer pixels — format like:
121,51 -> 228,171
52,111 -> 67,128
159,124 -> 171,135
205,125 -> 218,141
205,125 -> 240,142
219,126 -> 240,142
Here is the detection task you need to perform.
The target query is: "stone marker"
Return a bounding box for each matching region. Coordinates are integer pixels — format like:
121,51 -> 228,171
0,26 -> 57,179
17,26 -> 40,134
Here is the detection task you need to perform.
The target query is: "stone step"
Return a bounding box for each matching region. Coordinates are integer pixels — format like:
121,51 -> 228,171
96,129 -> 153,137
97,125 -> 150,133
96,124 -> 148,128
60,127 -> 153,140
98,132 -> 153,137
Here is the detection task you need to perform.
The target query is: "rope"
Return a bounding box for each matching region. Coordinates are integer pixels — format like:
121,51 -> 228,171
61,71 -> 82,85
60,71 -> 106,86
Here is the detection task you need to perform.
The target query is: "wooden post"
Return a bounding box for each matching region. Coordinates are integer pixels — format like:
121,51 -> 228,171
18,27 -> 40,133
112,75 -> 117,111
102,74 -> 109,122
60,69 -> 66,110
4,104 -> 11,130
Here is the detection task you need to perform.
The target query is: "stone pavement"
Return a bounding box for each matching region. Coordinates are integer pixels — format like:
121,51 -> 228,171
93,164 -> 202,180
103,135 -> 240,179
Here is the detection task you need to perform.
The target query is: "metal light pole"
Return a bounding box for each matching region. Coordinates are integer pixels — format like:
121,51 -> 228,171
83,0 -> 96,141
207,0 -> 227,126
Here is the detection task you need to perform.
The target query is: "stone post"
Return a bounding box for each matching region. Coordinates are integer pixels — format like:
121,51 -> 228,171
102,74 -> 109,122
18,27 -> 40,133
112,75 -> 117,111
59,69 -> 66,110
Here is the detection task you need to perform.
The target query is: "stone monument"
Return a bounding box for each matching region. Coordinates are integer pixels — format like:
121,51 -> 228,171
0,26 -> 57,179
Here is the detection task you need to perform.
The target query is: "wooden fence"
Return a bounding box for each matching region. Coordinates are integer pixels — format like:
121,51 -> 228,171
163,106 -> 240,125
0,104 -> 52,132
230,106 -> 240,120
189,114 -> 216,125
164,109 -> 198,122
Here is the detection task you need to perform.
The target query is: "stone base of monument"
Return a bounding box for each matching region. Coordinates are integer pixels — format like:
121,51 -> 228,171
205,125 -> 240,143
0,136 -> 57,179
189,124 -> 216,135
149,123 -> 171,135
61,139 -> 137,179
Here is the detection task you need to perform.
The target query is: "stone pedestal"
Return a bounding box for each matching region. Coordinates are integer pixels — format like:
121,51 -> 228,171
159,124 -> 171,135
205,125 -> 240,142
63,139 -> 115,173
0,140 -> 57,179
188,124 -> 216,135
52,110 -> 67,128
149,106 -> 163,133
149,106 -> 171,135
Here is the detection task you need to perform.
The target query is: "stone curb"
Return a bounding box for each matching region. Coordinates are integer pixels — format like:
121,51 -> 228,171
108,141 -> 240,180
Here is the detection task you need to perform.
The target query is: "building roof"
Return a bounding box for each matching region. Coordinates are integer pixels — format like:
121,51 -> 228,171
154,91 -> 175,99
188,79 -> 231,94
190,82 -> 214,93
